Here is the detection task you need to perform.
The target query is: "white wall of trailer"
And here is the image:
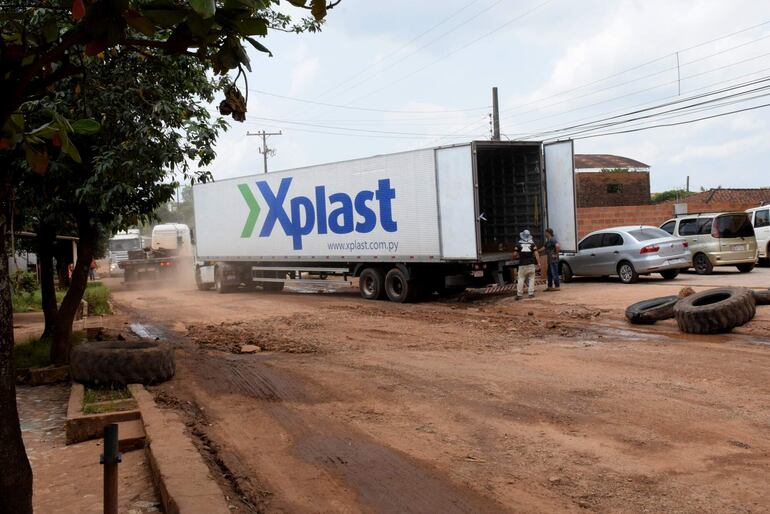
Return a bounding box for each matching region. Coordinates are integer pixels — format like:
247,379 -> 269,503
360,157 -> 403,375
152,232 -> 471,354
193,148 -> 444,261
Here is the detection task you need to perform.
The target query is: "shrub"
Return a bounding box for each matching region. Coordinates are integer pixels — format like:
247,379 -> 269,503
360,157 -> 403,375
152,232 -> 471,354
84,282 -> 111,315
12,271 -> 38,294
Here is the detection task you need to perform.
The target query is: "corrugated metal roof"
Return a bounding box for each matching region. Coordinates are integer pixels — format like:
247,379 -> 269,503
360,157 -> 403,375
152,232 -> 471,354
575,154 -> 650,169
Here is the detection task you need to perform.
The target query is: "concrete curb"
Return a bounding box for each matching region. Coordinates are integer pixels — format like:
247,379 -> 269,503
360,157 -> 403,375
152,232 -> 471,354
65,383 -> 141,444
128,384 -> 230,514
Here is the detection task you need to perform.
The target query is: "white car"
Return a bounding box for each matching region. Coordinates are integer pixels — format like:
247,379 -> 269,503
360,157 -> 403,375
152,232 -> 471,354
746,205 -> 770,263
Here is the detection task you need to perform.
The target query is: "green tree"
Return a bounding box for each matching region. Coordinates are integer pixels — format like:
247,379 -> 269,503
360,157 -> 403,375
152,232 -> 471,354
0,2 -> 338,512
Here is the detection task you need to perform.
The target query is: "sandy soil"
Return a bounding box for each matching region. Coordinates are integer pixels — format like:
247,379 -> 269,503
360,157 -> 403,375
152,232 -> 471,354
102,268 -> 770,513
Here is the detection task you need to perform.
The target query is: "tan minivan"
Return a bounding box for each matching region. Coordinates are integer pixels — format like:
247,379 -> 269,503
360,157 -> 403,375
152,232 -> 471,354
660,212 -> 758,274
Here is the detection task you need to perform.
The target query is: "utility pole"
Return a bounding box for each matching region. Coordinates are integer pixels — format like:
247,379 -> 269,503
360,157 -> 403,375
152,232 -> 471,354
491,87 -> 500,141
247,130 -> 282,173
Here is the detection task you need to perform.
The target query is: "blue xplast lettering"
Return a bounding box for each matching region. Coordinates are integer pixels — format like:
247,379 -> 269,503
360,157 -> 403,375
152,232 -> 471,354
246,177 -> 398,250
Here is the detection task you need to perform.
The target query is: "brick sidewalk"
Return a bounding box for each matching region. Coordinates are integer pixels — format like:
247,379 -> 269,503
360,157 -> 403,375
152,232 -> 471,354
18,384 -> 160,514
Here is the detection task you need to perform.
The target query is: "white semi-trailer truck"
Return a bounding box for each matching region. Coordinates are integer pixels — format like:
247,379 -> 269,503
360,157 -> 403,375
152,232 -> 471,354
192,140 -> 577,302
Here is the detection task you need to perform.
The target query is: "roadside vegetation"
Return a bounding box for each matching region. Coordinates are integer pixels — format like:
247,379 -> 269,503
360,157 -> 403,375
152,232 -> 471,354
82,386 -> 132,415
11,271 -> 111,316
13,331 -> 84,370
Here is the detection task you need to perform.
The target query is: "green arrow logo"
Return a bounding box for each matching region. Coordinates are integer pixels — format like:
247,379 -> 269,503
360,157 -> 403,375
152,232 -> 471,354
238,184 -> 260,238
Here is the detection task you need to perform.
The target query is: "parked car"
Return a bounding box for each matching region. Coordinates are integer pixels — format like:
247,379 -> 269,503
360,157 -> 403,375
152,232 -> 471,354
659,212 -> 758,274
746,205 -> 770,264
560,226 -> 691,284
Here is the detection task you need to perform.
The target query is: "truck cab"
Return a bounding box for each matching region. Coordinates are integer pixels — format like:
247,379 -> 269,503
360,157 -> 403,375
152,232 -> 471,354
108,230 -> 143,275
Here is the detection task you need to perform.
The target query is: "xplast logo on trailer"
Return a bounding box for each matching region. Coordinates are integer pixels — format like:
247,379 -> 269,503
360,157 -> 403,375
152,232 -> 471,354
237,177 -> 398,250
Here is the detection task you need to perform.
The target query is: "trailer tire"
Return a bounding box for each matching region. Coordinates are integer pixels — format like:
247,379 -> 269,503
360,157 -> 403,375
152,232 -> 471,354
753,288 -> 770,305
385,268 -> 417,303
674,287 -> 756,334
625,295 -> 678,325
70,341 -> 175,386
359,267 -> 386,300
262,281 -> 284,292
214,268 -> 231,294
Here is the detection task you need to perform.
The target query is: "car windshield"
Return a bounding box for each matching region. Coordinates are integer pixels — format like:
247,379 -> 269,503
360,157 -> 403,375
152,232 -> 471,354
627,228 -> 671,241
716,214 -> 754,238
108,239 -> 142,251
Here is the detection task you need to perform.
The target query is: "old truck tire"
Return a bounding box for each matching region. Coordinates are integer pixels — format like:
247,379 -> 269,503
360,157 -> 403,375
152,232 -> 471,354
625,295 -> 679,325
70,341 -> 175,386
753,288 -> 770,305
384,268 -> 417,303
674,287 -> 756,334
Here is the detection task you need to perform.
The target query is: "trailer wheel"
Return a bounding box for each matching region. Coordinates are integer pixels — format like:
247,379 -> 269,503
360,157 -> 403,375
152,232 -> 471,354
384,268 -> 417,303
262,281 -> 284,292
359,267 -> 386,300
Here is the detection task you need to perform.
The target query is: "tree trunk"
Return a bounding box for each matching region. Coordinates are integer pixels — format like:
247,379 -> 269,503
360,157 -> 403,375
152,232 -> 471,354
50,215 -> 97,365
0,182 -> 33,513
38,226 -> 58,340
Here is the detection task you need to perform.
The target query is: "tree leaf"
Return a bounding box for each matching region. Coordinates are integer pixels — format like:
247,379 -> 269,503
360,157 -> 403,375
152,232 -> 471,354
244,36 -> 271,56
141,8 -> 187,27
24,145 -> 49,174
310,0 -> 326,20
72,119 -> 101,135
72,0 -> 85,21
190,0 -> 216,19
59,133 -> 82,163
124,11 -> 157,37
234,17 -> 267,36
286,0 -> 307,6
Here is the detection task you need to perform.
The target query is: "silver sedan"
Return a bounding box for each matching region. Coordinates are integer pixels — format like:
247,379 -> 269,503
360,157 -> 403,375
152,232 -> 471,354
560,226 -> 692,284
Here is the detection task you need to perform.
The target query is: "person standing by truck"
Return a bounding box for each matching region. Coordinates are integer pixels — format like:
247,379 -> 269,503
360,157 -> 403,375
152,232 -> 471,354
514,229 -> 540,300
541,228 -> 561,291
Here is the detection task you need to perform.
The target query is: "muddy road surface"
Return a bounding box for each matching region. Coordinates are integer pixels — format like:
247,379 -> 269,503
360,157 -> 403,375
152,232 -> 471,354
105,272 -> 770,513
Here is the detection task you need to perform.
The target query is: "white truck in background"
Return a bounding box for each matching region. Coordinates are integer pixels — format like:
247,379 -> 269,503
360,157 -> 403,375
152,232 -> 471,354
118,223 -> 193,283
192,140 -> 577,302
107,229 -> 144,275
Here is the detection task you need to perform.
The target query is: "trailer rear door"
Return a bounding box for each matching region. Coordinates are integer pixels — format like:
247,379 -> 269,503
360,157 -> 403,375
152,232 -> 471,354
435,144 -> 478,259
544,140 -> 577,252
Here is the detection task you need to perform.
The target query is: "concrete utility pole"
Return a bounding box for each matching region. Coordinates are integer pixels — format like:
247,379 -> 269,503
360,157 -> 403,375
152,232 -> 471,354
491,87 -> 500,141
247,130 -> 282,173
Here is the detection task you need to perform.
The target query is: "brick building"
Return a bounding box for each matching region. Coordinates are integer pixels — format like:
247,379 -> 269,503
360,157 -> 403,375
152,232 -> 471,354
574,154 -> 651,208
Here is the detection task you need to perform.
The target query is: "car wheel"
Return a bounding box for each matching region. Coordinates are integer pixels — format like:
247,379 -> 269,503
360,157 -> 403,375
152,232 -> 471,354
560,262 -> 573,283
618,261 -> 639,284
660,269 -> 680,280
693,253 -> 713,275
736,263 -> 755,273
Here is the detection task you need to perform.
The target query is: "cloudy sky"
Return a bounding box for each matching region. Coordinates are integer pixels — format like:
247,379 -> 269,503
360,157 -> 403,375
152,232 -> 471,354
205,0 -> 770,193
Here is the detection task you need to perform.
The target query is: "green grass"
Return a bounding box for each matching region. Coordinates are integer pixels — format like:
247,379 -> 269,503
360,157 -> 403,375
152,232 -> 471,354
13,337 -> 52,370
83,282 -> 111,315
12,282 -> 110,315
82,385 -> 132,414
13,330 -> 85,370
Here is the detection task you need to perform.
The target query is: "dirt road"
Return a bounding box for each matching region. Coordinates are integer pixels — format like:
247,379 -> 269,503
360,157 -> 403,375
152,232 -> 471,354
105,269 -> 770,513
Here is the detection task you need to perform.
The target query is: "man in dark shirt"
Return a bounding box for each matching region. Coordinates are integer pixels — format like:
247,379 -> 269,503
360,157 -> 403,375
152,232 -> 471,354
541,228 -> 561,291
514,229 -> 539,299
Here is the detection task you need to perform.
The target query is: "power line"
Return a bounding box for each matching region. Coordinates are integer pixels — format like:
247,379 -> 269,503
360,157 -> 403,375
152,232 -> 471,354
344,0 -> 556,107
244,116 -> 466,137
497,19 -> 770,116
565,101 -> 770,140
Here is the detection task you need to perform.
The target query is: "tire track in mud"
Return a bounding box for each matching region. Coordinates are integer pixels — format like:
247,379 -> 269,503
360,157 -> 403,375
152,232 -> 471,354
186,350 -> 511,513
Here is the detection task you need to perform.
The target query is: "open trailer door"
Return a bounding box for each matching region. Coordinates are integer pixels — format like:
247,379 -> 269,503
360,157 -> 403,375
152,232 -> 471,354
544,140 -> 578,252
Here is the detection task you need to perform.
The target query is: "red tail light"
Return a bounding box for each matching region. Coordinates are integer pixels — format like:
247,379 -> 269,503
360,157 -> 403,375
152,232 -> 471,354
640,245 -> 659,254
160,261 -> 173,267
683,241 -> 689,248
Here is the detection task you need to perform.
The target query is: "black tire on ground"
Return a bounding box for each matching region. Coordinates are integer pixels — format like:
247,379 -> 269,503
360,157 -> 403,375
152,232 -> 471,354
736,263 -> 755,273
660,269 -> 680,280
384,268 -> 417,303
70,341 -> 175,386
674,287 -> 756,334
262,280 -> 284,292
359,267 -> 386,300
560,262 -> 573,283
752,288 -> 770,305
195,267 -> 212,291
617,261 -> 639,284
625,295 -> 679,325
693,253 -> 713,275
